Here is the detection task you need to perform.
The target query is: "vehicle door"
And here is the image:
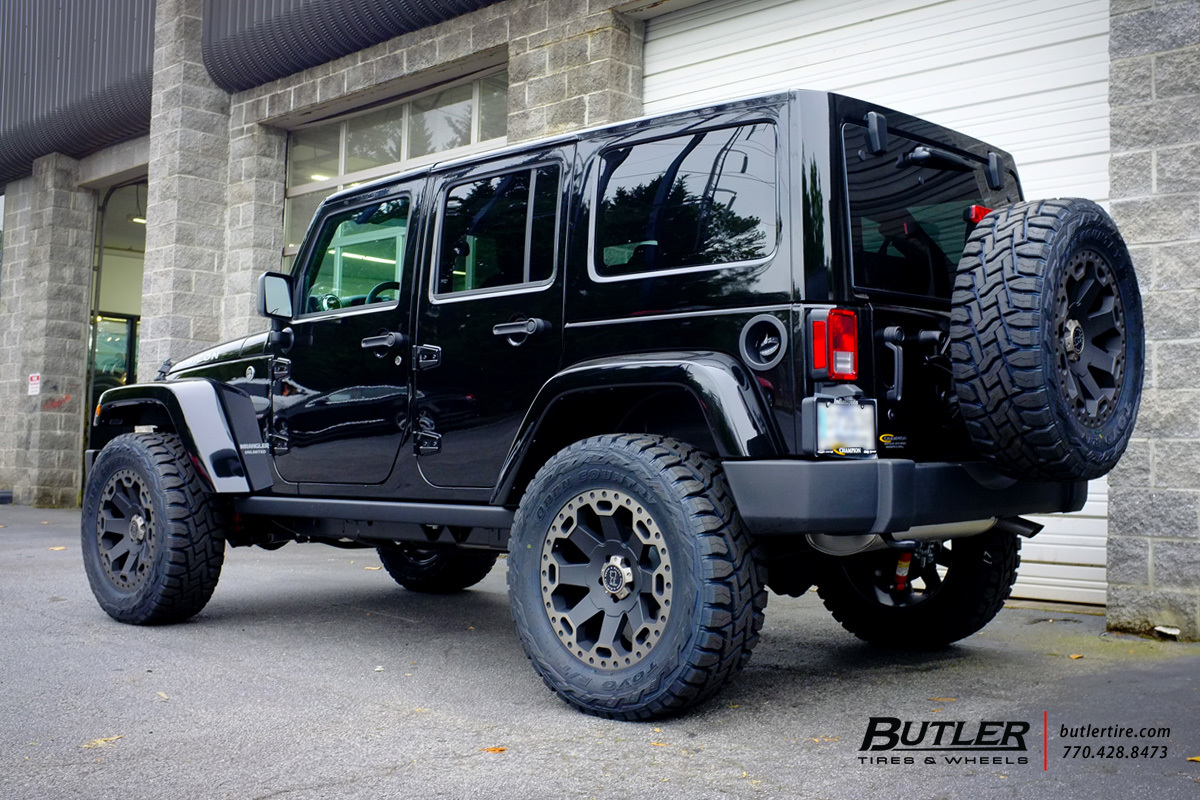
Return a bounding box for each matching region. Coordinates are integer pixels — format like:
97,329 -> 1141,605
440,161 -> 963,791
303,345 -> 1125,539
413,147 -> 571,489
271,185 -> 420,485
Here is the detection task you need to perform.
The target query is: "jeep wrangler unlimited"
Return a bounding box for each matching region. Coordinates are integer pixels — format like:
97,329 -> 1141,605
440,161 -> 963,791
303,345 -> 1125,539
83,90 -> 1143,720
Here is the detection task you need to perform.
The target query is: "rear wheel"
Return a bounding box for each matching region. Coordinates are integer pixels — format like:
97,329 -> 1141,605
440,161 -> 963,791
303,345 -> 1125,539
950,198 -> 1143,481
81,433 -> 226,624
508,435 -> 766,720
376,542 -> 498,593
817,529 -> 1019,649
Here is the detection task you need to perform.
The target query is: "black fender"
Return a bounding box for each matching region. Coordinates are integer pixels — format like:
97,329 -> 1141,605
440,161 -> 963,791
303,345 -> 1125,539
491,351 -> 785,505
91,379 -> 273,493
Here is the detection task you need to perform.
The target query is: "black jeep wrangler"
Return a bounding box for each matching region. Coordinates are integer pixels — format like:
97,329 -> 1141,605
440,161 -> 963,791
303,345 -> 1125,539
83,90 -> 1143,720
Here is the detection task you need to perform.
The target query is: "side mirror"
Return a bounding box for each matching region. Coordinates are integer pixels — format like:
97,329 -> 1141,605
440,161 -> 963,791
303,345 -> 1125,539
258,272 -> 294,320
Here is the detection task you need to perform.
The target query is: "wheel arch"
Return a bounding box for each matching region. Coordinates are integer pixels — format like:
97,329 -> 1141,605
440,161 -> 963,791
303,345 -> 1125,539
91,379 -> 272,493
491,351 -> 785,506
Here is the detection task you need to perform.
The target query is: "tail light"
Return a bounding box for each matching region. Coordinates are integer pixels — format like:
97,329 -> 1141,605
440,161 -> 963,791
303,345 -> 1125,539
809,308 -> 859,381
811,320 -> 828,370
827,309 -> 858,380
965,204 -> 993,224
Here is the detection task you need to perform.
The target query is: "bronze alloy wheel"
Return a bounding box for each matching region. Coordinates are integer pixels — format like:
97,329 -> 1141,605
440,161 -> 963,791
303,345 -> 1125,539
539,489 -> 673,671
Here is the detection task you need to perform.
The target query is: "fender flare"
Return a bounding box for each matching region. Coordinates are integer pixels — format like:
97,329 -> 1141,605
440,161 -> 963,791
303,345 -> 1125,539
491,351 -> 785,505
92,379 -> 273,493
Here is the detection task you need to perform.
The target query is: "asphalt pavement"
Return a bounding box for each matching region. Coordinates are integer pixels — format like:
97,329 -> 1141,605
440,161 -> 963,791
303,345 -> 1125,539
2,504 -> 1199,800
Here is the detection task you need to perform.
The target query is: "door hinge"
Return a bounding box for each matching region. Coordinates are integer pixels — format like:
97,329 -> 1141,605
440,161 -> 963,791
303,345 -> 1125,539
414,430 -> 442,455
268,431 -> 290,455
413,344 -> 442,371
272,358 -> 292,381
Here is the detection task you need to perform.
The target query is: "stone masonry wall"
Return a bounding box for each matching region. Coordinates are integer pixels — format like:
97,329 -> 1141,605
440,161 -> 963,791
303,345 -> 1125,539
139,0 -> 231,381
9,155 -> 95,507
506,1 -> 643,141
1107,0 -> 1200,639
0,176 -> 34,493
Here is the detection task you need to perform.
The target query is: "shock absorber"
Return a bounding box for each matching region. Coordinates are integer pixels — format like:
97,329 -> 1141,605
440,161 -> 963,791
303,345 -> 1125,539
892,551 -> 913,592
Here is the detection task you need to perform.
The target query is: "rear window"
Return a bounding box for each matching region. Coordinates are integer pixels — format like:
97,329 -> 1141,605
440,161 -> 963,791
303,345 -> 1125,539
593,123 -> 778,278
843,124 -> 1011,301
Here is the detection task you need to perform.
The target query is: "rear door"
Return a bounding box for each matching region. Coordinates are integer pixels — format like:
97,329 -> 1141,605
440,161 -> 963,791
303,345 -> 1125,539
412,147 -> 571,489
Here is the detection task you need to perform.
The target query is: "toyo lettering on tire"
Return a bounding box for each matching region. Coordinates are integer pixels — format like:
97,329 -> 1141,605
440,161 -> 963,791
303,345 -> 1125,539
950,199 -> 1144,481
81,433 -> 227,625
507,434 -> 766,720
376,541 -> 498,593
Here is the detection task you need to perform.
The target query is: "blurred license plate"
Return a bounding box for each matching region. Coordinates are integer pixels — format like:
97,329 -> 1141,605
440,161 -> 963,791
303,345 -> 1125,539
817,399 -> 877,456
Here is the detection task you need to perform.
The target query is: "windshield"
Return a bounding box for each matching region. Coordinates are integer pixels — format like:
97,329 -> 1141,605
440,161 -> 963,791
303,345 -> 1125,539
843,124 -> 1014,302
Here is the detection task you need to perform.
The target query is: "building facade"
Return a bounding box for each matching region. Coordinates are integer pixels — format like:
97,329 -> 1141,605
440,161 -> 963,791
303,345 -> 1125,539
0,0 -> 1197,638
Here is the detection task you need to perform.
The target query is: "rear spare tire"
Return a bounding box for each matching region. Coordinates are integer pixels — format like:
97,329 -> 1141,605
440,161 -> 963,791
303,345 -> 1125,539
950,199 -> 1143,481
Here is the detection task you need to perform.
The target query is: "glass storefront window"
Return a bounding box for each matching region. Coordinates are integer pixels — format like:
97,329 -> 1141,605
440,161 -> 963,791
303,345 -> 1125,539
284,189 -> 335,251
283,70 -> 508,261
287,124 -> 341,188
408,83 -> 473,159
479,73 -> 508,142
346,104 -> 405,175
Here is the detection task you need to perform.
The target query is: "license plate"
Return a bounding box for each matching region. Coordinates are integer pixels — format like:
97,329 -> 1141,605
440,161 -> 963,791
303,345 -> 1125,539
816,399 -> 877,456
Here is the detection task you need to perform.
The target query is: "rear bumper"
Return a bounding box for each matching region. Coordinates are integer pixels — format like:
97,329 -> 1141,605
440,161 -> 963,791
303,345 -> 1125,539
722,459 -> 1087,536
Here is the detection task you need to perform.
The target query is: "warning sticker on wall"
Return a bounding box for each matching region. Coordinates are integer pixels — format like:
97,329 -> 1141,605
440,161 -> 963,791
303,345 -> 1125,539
27,373 -> 41,395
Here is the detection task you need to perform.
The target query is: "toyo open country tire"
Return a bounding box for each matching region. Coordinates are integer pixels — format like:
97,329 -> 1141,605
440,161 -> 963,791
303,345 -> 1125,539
376,543 -> 498,593
508,435 -> 766,720
950,198 -> 1144,481
817,528 -> 1020,649
81,433 -> 226,625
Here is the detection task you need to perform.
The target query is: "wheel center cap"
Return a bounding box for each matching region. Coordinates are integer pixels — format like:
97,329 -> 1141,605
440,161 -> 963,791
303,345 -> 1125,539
129,514 -> 147,543
601,556 -> 634,600
1063,319 -> 1085,361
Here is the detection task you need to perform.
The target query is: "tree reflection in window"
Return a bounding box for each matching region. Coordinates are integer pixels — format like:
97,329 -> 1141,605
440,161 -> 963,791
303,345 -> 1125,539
595,123 -> 777,276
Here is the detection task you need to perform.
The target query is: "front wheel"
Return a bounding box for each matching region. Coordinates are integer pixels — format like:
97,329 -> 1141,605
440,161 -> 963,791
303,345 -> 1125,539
508,435 -> 766,720
81,433 -> 226,624
817,529 -> 1020,649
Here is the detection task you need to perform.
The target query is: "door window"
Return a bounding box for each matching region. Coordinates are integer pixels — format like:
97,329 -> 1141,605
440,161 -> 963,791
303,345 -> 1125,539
434,164 -> 561,297
297,196 -> 410,314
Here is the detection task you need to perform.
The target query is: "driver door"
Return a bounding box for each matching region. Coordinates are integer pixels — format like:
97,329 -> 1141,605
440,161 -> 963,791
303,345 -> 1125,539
270,185 -> 420,486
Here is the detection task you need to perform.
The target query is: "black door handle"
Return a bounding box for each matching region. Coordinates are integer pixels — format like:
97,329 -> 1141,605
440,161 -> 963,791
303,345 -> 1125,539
361,331 -> 408,350
492,318 -> 552,338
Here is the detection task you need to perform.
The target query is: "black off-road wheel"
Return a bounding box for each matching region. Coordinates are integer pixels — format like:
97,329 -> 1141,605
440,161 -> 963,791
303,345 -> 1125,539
950,198 -> 1143,481
376,542 -> 498,593
817,529 -> 1020,649
508,435 -> 766,720
81,433 -> 226,625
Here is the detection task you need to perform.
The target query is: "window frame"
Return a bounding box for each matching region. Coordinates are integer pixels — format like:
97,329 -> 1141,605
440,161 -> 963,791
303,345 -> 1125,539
428,159 -> 564,305
586,120 -> 781,284
292,192 -> 413,323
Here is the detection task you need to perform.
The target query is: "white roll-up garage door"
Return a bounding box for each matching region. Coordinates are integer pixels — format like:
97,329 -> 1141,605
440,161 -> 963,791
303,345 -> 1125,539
643,0 -> 1110,604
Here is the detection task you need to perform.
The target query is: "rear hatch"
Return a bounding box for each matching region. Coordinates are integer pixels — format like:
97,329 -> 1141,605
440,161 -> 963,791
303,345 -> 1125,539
838,107 -> 1020,462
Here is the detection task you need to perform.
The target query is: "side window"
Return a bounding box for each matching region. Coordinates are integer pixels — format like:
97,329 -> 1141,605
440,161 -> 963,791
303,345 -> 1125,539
594,123 -> 777,278
435,164 -> 560,296
298,196 -> 410,314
